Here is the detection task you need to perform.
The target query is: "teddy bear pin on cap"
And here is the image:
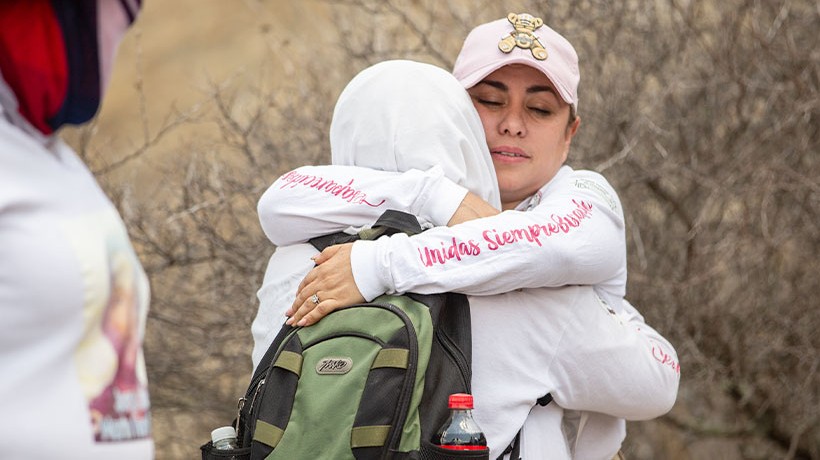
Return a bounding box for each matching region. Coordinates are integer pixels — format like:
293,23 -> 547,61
498,12 -> 548,60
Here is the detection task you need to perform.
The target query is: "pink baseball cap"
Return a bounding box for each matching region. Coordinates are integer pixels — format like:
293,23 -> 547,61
453,13 -> 580,112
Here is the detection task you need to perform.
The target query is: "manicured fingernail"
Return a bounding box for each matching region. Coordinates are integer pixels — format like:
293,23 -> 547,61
297,318 -> 307,326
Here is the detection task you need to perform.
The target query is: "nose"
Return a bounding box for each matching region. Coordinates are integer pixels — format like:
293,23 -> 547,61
498,107 -> 526,137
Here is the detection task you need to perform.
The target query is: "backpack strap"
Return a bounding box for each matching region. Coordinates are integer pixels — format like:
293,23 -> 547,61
368,209 -> 424,235
498,431 -> 521,460
309,209 -> 423,251
536,393 -> 553,407
498,393 -> 552,460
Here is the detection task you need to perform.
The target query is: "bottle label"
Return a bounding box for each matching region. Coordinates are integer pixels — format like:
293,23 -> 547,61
439,445 -> 488,451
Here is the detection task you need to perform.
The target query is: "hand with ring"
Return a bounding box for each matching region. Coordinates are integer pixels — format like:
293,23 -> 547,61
286,243 -> 365,327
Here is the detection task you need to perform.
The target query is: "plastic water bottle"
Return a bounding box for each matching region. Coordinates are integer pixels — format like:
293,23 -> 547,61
211,426 -> 240,450
432,393 -> 489,451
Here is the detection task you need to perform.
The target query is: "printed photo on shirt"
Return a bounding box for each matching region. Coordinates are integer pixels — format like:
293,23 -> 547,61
64,210 -> 152,443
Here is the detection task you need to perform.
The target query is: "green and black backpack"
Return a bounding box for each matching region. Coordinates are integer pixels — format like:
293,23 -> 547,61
201,210 -> 487,460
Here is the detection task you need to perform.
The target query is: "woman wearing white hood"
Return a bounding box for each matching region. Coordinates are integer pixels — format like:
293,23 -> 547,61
254,60 -> 678,459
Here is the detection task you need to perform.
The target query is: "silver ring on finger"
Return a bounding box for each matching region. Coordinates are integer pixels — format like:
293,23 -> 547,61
310,293 -> 320,305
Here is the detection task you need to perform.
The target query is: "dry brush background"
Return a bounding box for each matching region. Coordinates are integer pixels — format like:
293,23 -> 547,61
62,0 -> 818,458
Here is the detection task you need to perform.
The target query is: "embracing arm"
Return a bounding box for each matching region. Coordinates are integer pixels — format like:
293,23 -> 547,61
350,168 -> 627,300
289,168 -> 626,326
257,164 -> 470,246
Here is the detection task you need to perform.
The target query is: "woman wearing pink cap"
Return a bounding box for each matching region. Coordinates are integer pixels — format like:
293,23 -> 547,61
256,14 -> 679,459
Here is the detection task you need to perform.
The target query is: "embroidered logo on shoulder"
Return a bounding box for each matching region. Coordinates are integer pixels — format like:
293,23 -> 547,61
316,357 -> 353,375
573,179 -> 618,211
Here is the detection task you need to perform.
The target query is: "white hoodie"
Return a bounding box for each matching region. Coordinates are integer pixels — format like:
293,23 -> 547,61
254,60 -> 680,459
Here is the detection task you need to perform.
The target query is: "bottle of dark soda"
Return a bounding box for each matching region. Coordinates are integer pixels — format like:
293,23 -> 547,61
432,393 -> 489,451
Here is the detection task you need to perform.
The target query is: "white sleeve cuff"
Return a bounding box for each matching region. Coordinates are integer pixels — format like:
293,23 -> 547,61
422,179 -> 468,226
350,240 -> 389,302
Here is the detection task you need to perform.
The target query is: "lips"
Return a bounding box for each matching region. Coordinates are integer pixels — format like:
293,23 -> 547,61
491,146 -> 530,161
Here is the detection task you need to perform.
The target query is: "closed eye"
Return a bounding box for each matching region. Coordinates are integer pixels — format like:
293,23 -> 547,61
476,98 -> 503,107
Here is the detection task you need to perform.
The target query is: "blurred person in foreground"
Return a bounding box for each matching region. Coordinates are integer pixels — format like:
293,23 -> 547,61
0,1 -> 153,459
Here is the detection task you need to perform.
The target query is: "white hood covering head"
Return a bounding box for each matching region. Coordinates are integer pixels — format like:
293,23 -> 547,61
330,60 -> 501,209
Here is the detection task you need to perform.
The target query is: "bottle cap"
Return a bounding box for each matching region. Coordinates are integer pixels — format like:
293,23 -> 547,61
211,426 -> 237,443
448,393 -> 474,409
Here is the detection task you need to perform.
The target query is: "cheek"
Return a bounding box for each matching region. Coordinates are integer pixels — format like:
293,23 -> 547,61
532,143 -> 566,183
473,107 -> 497,138
493,169 -> 519,197
481,118 -> 494,138
541,129 -> 571,161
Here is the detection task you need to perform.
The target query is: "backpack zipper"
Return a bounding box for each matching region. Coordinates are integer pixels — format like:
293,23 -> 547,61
248,378 -> 265,415
436,330 -> 471,392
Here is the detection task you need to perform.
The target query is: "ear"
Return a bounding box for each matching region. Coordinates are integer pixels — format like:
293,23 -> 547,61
563,115 -> 581,159
567,115 -> 581,138
507,13 -> 518,23
533,18 -> 543,28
